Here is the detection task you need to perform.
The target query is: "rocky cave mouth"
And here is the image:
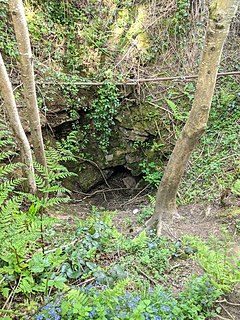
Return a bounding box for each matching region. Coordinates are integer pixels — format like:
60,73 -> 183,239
107,165 -> 142,190
72,165 -> 148,210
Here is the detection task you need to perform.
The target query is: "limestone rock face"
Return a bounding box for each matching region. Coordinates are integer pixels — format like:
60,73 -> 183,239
44,93 -> 171,192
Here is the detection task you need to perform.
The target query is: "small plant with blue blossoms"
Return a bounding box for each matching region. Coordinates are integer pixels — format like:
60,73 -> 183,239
34,276 -> 221,319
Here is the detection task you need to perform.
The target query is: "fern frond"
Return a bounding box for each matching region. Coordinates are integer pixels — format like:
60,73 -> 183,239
66,289 -> 89,305
40,185 -> 70,194
34,174 -> 47,191
22,193 -> 39,204
0,149 -> 16,161
0,190 -> 9,207
0,139 -> 15,148
33,161 -> 49,180
0,163 -> 23,177
0,178 -> 26,192
45,147 -> 61,168
48,171 -> 77,181
41,196 -> 70,208
0,196 -> 23,235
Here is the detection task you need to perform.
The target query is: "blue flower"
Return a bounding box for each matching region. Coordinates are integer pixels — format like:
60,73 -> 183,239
151,307 -> 158,313
161,305 -> 170,313
49,308 -> 56,316
134,296 -> 140,302
144,312 -> 151,319
89,309 -> 97,318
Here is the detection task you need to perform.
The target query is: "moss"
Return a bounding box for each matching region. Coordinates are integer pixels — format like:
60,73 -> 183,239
127,4 -> 150,51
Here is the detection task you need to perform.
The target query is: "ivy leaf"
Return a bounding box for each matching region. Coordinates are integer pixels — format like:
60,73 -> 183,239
86,262 -> 97,270
109,265 -> 127,280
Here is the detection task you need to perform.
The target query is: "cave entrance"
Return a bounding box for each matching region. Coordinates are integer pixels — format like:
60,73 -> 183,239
73,165 -> 149,211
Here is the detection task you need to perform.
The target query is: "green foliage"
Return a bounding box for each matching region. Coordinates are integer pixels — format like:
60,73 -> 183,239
177,78 -> 240,203
166,99 -> 188,122
0,123 -> 78,303
171,0 -> 191,38
23,143 -> 77,208
0,1 -> 17,58
87,81 -> 120,152
236,219 -> 240,233
183,235 -> 240,292
139,161 -> 163,187
231,179 -> 240,196
137,206 -> 154,224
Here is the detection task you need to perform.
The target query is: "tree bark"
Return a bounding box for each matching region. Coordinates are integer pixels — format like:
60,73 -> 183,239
146,0 -> 239,237
8,0 -> 47,169
0,53 -> 37,193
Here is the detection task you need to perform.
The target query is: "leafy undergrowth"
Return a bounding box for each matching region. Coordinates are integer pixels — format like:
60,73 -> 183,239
0,208 -> 239,320
178,78 -> 240,204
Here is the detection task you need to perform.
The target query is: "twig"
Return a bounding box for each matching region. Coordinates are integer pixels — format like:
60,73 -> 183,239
220,154 -> 239,162
168,263 -> 183,272
148,100 -> 175,116
214,315 -> 232,320
132,263 -> 158,285
0,309 -> 24,316
43,239 -> 78,255
5,279 -> 20,313
216,299 -> 240,307
75,277 -> 95,287
165,225 -> 178,240
0,276 -> 6,286
13,82 -> 23,92
121,184 -> 150,206
26,239 -> 78,262
2,276 -> 21,312
220,304 -> 235,320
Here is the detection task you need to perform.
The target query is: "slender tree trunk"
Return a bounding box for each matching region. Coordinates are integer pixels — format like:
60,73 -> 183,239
0,53 -> 37,193
8,0 -> 47,169
146,0 -> 239,237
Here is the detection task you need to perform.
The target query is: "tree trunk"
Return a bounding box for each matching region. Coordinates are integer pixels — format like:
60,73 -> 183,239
8,0 -> 47,169
0,53 -> 37,193
146,0 -> 239,237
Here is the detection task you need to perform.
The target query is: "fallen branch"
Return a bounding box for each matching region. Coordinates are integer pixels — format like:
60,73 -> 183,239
132,263 -> 158,285
72,187 -> 139,200
220,304 -> 235,320
11,71 -> 240,87
215,315 -> 232,320
168,263 -> 183,272
121,184 -> 150,206
216,299 -> 240,307
75,277 -> 96,287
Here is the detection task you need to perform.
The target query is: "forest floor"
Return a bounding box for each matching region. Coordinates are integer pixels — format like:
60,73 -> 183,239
51,174 -> 240,320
